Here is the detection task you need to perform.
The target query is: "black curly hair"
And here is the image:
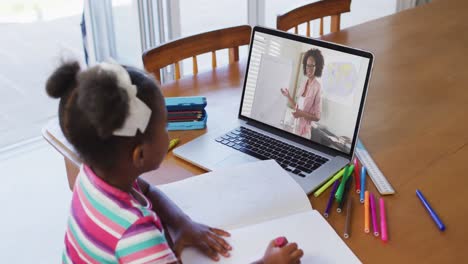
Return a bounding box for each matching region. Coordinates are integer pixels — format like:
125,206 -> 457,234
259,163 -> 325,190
45,61 -> 164,170
302,48 -> 324,77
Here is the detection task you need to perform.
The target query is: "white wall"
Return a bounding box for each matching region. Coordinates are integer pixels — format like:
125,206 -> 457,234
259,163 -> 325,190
244,32 -> 303,129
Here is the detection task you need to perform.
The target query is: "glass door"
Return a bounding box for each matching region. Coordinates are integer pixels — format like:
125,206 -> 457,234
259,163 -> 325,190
83,0 -> 397,79
83,0 -> 147,67
84,0 -> 252,80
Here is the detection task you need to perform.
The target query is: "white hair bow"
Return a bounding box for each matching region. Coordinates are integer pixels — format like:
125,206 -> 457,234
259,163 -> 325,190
97,62 -> 152,137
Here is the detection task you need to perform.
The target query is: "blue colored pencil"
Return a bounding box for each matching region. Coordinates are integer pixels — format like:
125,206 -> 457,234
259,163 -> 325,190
360,166 -> 366,203
416,189 -> 446,231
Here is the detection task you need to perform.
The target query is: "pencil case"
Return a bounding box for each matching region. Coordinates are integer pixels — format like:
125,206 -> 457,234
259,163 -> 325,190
167,110 -> 207,130
165,96 -> 208,130
165,96 -> 207,112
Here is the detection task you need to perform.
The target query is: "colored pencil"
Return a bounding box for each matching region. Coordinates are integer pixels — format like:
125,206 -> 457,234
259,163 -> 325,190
337,175 -> 353,213
354,158 -> 361,193
370,192 -> 379,237
313,167 -> 346,197
335,165 -> 354,202
324,180 -> 340,218
416,189 -> 446,231
360,166 -> 366,203
364,191 -> 370,233
344,197 -> 353,239
380,198 -> 388,242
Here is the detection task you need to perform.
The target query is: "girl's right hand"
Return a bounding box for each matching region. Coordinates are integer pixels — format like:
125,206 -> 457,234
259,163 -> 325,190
280,88 -> 290,98
261,239 -> 304,264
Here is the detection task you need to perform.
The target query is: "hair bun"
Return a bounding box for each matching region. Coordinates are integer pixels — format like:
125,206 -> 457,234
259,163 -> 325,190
46,61 -> 80,98
77,66 -> 130,139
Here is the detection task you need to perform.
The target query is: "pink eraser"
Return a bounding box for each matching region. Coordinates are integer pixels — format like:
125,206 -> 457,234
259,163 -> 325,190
274,237 -> 288,247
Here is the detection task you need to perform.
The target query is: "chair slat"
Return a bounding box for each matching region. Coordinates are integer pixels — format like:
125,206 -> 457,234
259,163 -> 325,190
276,0 -> 350,36
192,56 -> 198,75
320,17 -> 324,36
331,14 -> 341,32
211,51 -> 217,68
143,25 -> 251,83
154,70 -> 161,81
306,21 -> 311,37
175,61 -> 181,80
228,47 -> 239,64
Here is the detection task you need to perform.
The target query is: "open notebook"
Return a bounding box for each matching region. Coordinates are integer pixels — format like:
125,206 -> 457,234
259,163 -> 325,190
158,160 -> 360,263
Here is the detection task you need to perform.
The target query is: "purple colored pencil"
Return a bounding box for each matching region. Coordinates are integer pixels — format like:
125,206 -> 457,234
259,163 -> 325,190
324,180 -> 340,218
369,192 -> 379,237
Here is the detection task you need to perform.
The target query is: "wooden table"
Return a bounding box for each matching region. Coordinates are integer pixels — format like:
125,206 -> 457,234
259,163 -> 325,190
43,0 -> 468,262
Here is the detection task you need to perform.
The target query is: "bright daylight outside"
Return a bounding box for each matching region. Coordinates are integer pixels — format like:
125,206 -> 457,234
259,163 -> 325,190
0,0 -> 84,150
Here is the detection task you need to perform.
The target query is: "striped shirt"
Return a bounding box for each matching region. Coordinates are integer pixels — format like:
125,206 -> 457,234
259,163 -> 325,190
63,165 -> 177,264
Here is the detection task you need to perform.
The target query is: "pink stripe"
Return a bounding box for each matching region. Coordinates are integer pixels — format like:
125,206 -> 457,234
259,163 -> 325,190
119,243 -> 173,263
71,207 -> 117,252
72,189 -> 121,251
142,254 -> 177,264
66,229 -> 99,264
81,169 -> 144,219
76,183 -> 126,234
125,216 -> 163,237
83,166 -> 150,220
84,165 -> 132,200
65,243 -> 82,263
125,222 -> 159,237
80,172 -> 144,220
65,234 -> 83,264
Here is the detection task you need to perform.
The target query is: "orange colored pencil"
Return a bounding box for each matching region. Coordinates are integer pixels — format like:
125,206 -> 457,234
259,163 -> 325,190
364,191 -> 370,233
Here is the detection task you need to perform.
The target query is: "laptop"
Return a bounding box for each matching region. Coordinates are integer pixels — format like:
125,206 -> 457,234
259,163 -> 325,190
173,26 -> 373,194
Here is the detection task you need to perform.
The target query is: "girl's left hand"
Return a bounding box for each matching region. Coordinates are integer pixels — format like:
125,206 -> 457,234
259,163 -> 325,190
172,220 -> 232,261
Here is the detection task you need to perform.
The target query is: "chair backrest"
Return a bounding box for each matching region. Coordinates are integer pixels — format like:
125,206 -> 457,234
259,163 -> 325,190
276,0 -> 351,37
143,25 -> 252,82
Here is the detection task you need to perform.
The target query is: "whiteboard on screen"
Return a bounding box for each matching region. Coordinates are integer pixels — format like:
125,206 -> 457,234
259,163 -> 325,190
250,54 -> 292,127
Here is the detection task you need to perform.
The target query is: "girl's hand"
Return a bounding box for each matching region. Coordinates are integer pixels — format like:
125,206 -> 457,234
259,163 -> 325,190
172,220 -> 232,261
280,88 -> 290,98
260,239 -> 304,264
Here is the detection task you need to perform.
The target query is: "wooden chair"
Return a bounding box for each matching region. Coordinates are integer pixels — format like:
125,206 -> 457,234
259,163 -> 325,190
276,0 -> 351,37
142,25 -> 252,82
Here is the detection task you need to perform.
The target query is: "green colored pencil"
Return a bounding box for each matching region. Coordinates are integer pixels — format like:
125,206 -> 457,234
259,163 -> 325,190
335,164 -> 355,202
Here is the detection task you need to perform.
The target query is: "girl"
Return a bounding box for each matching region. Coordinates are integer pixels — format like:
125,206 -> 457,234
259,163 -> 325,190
46,61 -> 303,263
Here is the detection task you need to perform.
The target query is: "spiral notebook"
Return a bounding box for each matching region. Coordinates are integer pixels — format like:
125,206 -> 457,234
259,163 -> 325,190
157,160 -> 361,264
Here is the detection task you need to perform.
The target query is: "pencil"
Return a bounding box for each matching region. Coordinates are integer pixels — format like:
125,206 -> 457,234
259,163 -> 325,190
168,138 -> 180,152
353,158 -> 361,193
337,175 -> 353,213
416,189 -> 446,231
380,198 -> 388,242
313,167 -> 346,197
324,180 -> 340,218
370,192 -> 380,237
360,167 -> 366,203
344,197 -> 353,239
364,191 -> 370,233
335,165 -> 354,202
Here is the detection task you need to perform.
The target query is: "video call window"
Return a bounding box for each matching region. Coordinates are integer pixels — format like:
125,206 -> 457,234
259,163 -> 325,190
241,32 -> 370,154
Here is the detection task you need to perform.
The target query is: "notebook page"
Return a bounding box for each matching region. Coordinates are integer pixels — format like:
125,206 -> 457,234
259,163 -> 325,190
157,160 -> 312,230
182,210 -> 361,264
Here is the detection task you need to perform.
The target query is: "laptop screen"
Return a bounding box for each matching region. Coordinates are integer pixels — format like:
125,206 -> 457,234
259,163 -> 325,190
240,27 -> 373,156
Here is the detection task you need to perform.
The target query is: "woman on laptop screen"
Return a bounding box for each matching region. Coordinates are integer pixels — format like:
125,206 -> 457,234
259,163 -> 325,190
280,48 -> 324,139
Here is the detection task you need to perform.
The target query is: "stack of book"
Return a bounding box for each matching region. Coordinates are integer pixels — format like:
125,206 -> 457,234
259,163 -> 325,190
165,96 -> 207,130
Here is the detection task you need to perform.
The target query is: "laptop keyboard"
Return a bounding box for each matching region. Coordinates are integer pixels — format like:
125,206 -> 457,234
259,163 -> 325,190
215,127 -> 329,177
